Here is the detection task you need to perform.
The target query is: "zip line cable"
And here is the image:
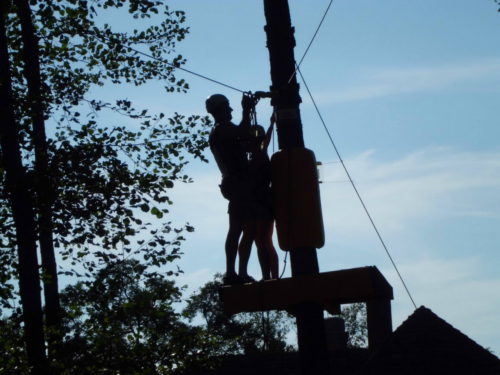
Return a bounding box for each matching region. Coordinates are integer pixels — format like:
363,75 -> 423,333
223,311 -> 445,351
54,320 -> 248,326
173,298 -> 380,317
131,46 -> 245,93
110,41 -> 246,93
123,0 -> 333,93
81,27 -> 246,93
288,0 -> 334,84
296,66 -> 418,310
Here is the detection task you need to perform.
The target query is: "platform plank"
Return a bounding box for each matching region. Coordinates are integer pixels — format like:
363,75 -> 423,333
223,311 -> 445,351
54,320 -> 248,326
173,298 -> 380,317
220,266 -> 393,315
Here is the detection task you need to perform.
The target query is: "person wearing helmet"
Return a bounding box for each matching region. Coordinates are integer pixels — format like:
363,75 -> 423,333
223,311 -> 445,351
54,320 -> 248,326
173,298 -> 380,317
207,93 -> 256,285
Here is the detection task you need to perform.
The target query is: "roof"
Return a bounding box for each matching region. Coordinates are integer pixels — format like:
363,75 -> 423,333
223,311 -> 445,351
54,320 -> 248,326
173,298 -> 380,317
364,306 -> 500,375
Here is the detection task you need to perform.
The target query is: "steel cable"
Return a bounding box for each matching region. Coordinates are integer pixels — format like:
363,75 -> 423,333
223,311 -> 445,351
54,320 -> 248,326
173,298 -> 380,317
297,66 -> 418,310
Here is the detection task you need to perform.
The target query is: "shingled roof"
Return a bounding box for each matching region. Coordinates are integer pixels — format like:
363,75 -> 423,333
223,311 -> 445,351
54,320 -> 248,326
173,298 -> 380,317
364,306 -> 500,375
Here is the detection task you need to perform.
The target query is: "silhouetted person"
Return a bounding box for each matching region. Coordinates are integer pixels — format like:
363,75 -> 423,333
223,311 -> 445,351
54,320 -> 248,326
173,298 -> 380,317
249,121 -> 279,280
207,93 -> 256,285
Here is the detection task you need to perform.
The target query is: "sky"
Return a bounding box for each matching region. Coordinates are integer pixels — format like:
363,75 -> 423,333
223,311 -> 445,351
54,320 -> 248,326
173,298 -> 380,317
92,1 -> 500,354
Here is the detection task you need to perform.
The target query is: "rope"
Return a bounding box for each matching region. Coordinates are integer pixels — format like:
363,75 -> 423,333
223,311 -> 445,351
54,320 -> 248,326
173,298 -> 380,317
296,66 -> 418,310
279,251 -> 288,279
288,0 -> 334,84
127,45 -> 246,93
272,117 -> 276,154
86,28 -> 246,94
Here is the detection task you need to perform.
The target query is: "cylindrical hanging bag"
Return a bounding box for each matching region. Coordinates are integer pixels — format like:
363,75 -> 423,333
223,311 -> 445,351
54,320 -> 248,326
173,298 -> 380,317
271,147 -> 325,251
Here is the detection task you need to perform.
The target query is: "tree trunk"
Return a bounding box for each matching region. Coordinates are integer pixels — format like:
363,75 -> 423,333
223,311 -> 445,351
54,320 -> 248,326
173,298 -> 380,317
14,0 -> 62,360
0,3 -> 48,374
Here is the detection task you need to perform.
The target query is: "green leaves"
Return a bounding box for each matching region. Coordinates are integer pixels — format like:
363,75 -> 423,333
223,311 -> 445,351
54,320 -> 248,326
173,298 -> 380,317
184,274 -> 296,355
0,0 -> 218,372
1,0 -> 212,303
340,303 -> 368,348
151,206 -> 163,219
51,259 -> 221,374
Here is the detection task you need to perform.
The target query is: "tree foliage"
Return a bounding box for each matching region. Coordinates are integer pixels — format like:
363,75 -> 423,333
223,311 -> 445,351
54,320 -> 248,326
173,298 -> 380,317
183,274 -> 295,355
1,260 -> 223,375
340,303 -> 368,348
0,0 -> 212,371
58,260 -> 221,375
0,312 -> 31,374
0,0 -> 210,304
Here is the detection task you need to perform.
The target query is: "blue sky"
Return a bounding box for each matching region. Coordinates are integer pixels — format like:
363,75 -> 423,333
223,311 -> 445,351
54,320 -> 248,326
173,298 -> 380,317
91,1 -> 500,353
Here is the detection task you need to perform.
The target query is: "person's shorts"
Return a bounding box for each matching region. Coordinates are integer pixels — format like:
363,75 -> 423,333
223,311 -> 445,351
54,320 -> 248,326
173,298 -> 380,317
220,175 -> 255,221
228,199 -> 254,222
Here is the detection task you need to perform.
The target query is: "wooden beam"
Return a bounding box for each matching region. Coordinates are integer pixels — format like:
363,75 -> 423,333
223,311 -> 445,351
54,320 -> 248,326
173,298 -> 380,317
220,266 -> 393,315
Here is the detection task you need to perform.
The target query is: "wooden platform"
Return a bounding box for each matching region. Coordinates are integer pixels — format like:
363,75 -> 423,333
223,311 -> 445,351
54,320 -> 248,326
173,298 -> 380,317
220,266 -> 394,348
221,266 -> 392,315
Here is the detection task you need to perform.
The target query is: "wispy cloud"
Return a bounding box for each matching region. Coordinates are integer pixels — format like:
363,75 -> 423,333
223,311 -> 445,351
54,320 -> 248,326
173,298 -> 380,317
320,147 -> 500,236
170,147 -> 500,249
310,58 -> 500,104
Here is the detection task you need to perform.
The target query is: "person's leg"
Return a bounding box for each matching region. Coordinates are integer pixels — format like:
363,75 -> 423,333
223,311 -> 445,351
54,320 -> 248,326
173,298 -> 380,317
238,220 -> 255,279
225,211 -> 242,278
255,220 -> 271,280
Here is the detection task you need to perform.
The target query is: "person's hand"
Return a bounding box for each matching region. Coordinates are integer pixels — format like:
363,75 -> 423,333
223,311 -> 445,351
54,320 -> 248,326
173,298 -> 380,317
241,93 -> 255,112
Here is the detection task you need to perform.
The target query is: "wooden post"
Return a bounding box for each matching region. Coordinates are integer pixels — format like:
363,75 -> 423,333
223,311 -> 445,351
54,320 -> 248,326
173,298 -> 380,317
262,1 -> 329,374
367,299 -> 393,349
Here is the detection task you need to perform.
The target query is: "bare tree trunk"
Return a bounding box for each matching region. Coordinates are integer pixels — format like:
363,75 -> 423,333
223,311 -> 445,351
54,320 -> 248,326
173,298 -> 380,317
14,0 -> 61,360
0,3 -> 48,374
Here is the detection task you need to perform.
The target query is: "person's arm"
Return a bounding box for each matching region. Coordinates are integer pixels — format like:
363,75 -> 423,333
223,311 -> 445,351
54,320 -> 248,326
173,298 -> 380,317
239,93 -> 254,129
237,93 -> 256,152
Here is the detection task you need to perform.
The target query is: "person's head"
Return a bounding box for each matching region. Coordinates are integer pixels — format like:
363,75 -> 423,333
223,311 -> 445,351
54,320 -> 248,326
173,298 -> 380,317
205,94 -> 232,123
